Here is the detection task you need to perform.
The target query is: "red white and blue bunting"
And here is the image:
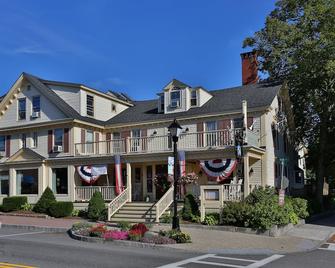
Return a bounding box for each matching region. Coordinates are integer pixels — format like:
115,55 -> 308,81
77,165 -> 107,184
199,159 -> 237,182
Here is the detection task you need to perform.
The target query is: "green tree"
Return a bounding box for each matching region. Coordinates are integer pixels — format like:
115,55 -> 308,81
87,191 -> 106,220
243,0 -> 335,205
33,187 -> 56,214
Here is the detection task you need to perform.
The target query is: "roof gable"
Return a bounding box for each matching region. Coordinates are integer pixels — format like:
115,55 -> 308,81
6,148 -> 45,163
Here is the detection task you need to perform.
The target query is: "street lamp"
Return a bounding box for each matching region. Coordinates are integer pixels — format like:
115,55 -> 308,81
168,119 -> 183,230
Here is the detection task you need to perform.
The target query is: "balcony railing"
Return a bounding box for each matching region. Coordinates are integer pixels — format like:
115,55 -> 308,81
75,129 -> 259,156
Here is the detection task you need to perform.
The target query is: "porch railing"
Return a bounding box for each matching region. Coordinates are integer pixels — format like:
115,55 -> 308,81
75,128 -> 261,156
155,186 -> 174,222
108,188 -> 130,220
200,184 -> 244,221
75,186 -> 116,201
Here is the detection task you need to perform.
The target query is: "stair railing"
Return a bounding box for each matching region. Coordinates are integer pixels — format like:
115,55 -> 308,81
108,188 -> 129,221
155,186 -> 174,222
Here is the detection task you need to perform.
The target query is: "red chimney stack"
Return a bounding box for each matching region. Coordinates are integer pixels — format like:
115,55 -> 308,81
241,51 -> 259,85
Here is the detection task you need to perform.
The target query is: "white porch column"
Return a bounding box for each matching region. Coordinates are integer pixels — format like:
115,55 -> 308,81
9,168 -> 16,196
126,162 -> 132,201
152,164 -> 156,201
69,165 -> 76,202
142,165 -> 147,200
243,154 -> 250,197
242,100 -> 248,144
39,162 -> 47,196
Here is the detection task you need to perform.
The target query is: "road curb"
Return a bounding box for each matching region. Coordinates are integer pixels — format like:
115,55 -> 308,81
0,223 -> 68,233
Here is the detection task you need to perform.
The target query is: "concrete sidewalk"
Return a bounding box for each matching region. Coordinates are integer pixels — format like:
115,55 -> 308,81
0,215 -> 85,231
153,214 -> 335,254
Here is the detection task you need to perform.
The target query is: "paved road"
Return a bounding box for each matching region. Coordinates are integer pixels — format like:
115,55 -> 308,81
0,227 -> 335,268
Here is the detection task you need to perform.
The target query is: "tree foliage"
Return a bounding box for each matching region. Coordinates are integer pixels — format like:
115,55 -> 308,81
243,0 -> 335,203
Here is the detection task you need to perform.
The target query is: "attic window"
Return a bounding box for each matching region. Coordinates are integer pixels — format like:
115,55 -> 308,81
170,91 -> 180,108
86,95 -> 94,116
190,90 -> 197,106
160,95 -> 164,111
111,104 -> 116,112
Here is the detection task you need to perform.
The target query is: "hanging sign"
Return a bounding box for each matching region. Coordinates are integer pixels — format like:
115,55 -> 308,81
278,189 -> 285,206
168,157 -> 174,176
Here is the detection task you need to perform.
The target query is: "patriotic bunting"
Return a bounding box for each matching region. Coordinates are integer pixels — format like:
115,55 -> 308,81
199,159 -> 237,182
77,166 -> 101,184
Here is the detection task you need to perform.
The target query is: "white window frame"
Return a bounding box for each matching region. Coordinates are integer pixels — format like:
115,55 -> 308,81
190,90 -> 197,107
20,133 -> 27,148
18,98 -> 26,120
170,91 -> 181,108
54,129 -> 64,147
32,96 -> 41,113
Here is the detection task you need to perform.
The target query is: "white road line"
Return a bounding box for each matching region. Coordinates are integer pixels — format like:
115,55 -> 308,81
157,254 -> 213,268
246,254 -> 284,268
211,255 -> 257,263
194,260 -> 243,267
0,231 -> 45,238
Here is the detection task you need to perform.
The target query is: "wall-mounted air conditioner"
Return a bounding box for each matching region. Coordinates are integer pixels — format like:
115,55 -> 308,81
31,111 -> 41,118
53,145 -> 63,153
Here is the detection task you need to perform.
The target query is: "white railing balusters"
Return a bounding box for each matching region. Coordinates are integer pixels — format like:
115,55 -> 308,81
75,186 -> 116,201
108,188 -> 129,220
155,186 -> 174,222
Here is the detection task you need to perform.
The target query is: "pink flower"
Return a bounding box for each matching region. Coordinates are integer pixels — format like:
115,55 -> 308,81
104,230 -> 128,240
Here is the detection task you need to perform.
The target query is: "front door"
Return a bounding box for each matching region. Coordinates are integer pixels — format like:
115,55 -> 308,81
132,167 -> 142,201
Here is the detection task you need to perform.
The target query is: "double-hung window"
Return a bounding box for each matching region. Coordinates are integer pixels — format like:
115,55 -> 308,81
86,130 -> 94,154
18,98 -> 26,120
0,136 -> 5,152
170,91 -> 181,108
190,90 -> 197,106
205,121 -> 217,146
54,129 -> 64,147
32,96 -> 40,113
86,95 -> 94,116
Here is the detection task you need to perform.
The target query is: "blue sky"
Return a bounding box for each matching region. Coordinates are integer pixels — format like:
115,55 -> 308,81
0,0 -> 276,100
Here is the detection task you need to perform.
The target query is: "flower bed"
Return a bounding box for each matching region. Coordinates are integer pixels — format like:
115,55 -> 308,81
70,222 -> 191,245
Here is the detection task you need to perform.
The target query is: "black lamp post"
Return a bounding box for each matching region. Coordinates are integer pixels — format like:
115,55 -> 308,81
168,119 -> 183,230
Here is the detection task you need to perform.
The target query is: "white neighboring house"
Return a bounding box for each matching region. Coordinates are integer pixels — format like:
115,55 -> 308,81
0,52 -> 305,222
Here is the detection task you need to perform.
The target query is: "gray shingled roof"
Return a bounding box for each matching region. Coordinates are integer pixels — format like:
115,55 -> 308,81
106,82 -> 281,125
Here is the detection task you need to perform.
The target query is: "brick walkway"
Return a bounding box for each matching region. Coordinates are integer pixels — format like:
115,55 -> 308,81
0,215 -> 85,229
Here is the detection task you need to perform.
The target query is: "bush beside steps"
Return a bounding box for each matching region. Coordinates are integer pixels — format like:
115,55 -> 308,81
1,196 -> 28,212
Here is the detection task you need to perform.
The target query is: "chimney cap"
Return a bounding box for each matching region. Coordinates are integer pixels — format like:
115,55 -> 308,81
240,51 -> 257,59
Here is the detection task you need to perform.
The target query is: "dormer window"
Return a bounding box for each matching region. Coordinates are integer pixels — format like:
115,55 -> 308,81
190,90 -> 197,106
86,95 -> 94,116
170,91 -> 180,108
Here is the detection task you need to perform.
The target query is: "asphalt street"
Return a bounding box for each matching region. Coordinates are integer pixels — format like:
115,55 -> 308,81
0,227 -> 335,268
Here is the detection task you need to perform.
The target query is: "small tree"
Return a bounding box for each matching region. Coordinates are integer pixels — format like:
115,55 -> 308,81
33,187 -> 56,214
87,191 -> 106,221
181,194 -> 199,220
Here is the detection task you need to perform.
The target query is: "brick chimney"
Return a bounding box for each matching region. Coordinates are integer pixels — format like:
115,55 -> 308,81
241,51 -> 259,85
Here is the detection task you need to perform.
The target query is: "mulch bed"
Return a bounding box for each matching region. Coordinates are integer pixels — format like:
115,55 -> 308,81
0,211 -> 49,218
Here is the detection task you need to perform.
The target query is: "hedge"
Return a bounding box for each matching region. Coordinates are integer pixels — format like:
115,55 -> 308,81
2,196 -> 28,212
48,202 -> 73,218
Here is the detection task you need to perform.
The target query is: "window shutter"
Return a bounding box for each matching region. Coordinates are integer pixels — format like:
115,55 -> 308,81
81,129 -> 86,144
247,117 -> 254,128
121,130 -> 130,152
48,130 -> 53,153
63,128 -> 69,153
106,132 -> 111,141
196,122 -> 204,147
5,135 -> 10,157
218,119 -> 231,129
95,132 -> 100,154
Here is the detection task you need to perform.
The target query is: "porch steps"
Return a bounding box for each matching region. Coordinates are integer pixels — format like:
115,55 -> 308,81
110,202 -> 157,223
109,201 -> 184,223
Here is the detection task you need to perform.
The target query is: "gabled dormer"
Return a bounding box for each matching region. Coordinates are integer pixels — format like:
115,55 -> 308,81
158,79 -> 212,114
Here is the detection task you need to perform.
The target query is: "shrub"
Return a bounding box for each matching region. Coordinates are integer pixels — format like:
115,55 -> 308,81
182,194 -> 199,221
221,202 -> 253,227
117,221 -> 131,231
203,213 -> 220,226
128,229 -> 143,241
72,222 -> 93,232
160,213 -> 172,223
89,224 -> 107,237
130,223 -> 148,236
72,209 -> 80,217
289,197 -> 309,219
87,192 -> 106,220
48,202 -> 73,218
2,196 -> 28,212
21,202 -> 33,211
98,208 -> 108,221
33,187 -> 56,214
159,229 -> 191,243
104,230 -> 128,240
191,214 -> 201,223
245,186 -> 276,205
141,236 -> 176,244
